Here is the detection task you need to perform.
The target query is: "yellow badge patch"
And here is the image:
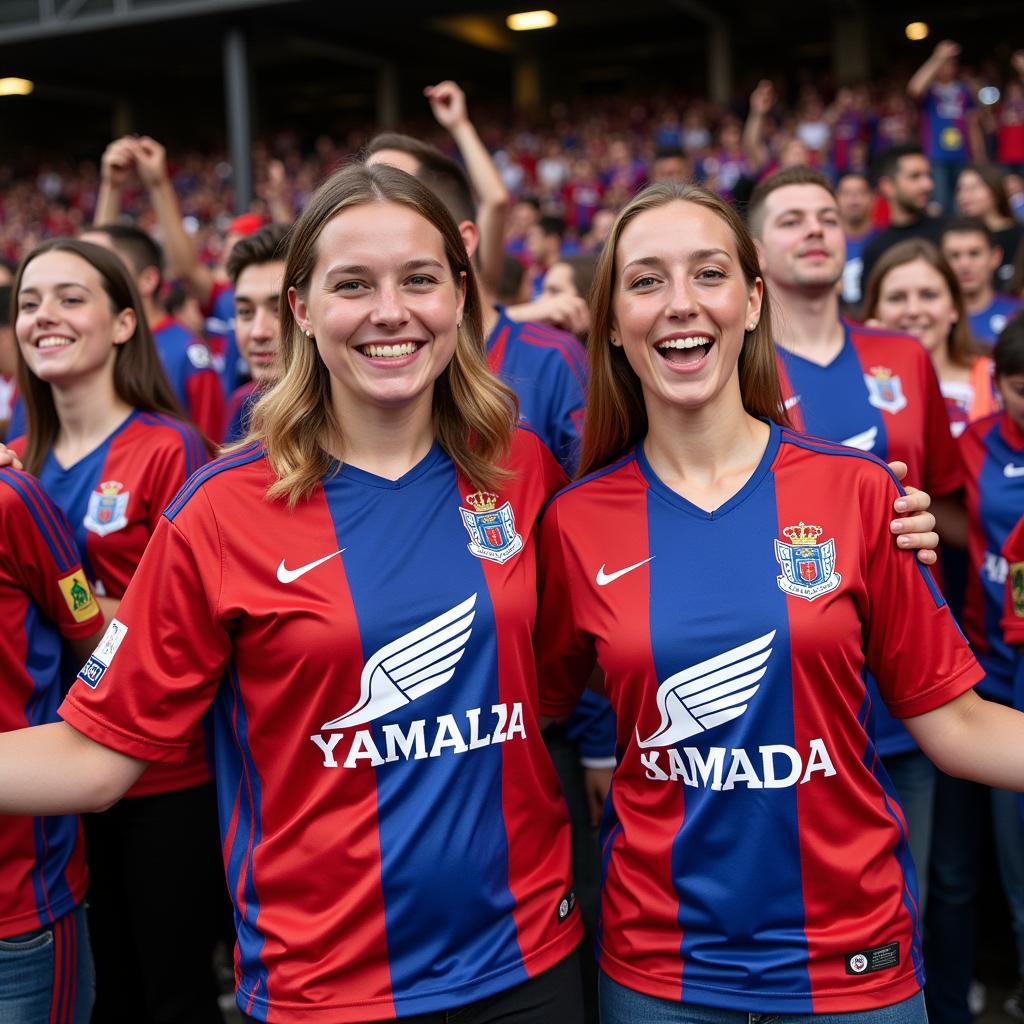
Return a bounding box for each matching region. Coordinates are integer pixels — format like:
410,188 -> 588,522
1011,563 -> 1024,618
58,571 -> 99,623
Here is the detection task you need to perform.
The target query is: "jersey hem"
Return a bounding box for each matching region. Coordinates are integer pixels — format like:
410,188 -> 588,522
599,948 -> 922,1013
0,887 -> 86,938
233,918 -> 583,1022
60,697 -> 190,762
885,657 -> 984,719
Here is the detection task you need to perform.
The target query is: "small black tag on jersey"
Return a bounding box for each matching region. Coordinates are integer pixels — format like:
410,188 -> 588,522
845,942 -> 899,976
556,887 -> 577,923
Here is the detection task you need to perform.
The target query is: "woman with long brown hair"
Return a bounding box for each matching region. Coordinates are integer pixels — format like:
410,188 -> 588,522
534,182 -> 1024,1024
0,165 -> 585,1023
862,238 -> 998,437
9,237 -> 224,1024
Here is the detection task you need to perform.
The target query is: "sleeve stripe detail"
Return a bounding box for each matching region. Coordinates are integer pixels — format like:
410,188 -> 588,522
165,443 -> 265,521
0,468 -> 77,572
136,412 -> 208,477
517,328 -> 589,384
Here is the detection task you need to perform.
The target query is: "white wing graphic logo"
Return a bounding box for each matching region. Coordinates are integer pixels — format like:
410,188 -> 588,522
321,594 -> 477,730
635,631 -> 775,748
840,426 -> 878,451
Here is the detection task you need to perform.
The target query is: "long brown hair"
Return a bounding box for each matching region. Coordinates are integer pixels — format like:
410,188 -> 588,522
12,238 -> 186,475
578,182 -> 785,478
861,238 -> 976,369
246,163 -> 518,506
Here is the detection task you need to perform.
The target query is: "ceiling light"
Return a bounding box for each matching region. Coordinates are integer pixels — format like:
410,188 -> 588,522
506,10 -> 558,31
0,78 -> 33,97
905,22 -> 929,41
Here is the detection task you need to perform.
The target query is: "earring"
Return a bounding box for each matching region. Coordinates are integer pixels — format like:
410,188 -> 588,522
457,320 -> 462,329
305,329 -> 313,339
746,321 -> 758,332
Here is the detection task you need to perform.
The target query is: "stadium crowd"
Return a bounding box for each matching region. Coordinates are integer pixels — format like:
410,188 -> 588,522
1,34 -> 1024,1024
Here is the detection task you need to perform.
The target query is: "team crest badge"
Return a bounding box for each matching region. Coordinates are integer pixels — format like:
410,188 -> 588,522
864,366 -> 907,414
84,480 -> 130,537
774,522 -> 841,602
459,491 -> 523,564
1011,563 -> 1024,619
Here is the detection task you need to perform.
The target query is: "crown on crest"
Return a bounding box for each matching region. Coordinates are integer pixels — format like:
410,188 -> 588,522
782,521 -> 823,545
98,480 -> 123,496
869,365 -> 892,381
465,491 -> 499,513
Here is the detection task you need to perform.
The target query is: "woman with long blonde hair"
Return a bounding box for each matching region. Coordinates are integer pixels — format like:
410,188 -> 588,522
534,182 -> 1024,1024
0,164 -> 585,1024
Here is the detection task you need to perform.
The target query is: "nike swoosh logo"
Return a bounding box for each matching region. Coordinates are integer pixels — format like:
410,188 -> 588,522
277,549 -> 346,584
596,557 -> 654,586
783,394 -> 801,411
1005,464 -> 1024,478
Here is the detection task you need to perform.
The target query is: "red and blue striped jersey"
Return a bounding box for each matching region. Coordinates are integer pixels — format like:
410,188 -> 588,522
776,321 -> 964,756
960,412 -> 1024,701
152,316 -> 225,441
14,411 -> 210,799
998,515 -> 1024,730
487,310 -> 587,475
223,381 -> 259,444
60,430 -> 582,1022
968,295 -> 1023,347
536,422 -> 980,1014
203,280 -> 244,395
0,467 -> 102,937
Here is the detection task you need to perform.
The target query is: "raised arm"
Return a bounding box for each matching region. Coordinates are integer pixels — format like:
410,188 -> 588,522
743,80 -> 775,172
130,136 -> 216,306
94,136 -> 136,225
425,81 -> 510,295
0,721 -> 146,816
259,158 -> 295,226
908,40 -> 961,100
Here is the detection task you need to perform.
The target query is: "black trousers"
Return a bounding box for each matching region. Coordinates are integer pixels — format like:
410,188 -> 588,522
242,949 -> 583,1024
85,780 -> 228,1024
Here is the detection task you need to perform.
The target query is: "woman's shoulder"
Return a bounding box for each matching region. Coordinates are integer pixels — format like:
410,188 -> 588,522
543,448 -> 640,516
163,441 -> 271,524
777,427 -> 900,489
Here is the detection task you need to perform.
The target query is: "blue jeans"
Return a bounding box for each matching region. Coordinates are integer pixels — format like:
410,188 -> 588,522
925,773 -> 1024,1024
599,974 -> 927,1023
882,750 -> 936,913
0,905 -> 94,1024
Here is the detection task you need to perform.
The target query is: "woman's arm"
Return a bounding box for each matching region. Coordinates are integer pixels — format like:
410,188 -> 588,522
0,721 -> 146,816
905,689 -> 1024,789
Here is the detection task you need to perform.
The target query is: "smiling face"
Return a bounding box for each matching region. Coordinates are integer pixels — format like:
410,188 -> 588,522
15,249 -> 135,389
873,258 -> 958,355
288,201 -> 465,422
234,259 -> 285,385
756,183 -> 846,292
611,200 -> 762,416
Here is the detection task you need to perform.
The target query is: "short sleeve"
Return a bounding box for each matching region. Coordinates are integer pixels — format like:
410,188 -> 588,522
535,497 -> 597,718
547,342 -> 588,476
145,425 -> 209,530
60,501 -> 230,763
0,471 -> 103,639
859,464 -> 982,717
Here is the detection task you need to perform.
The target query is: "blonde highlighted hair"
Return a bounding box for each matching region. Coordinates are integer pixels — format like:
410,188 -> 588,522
578,183 -> 787,478
245,163 -> 518,506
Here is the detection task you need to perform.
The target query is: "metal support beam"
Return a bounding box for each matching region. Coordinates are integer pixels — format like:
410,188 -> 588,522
223,26 -> 253,213
667,0 -> 732,107
375,63 -> 399,129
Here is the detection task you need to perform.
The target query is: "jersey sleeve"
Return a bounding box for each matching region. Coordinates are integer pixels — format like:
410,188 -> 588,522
184,364 -> 226,443
547,341 -> 587,476
60,499 -> 230,763
858,463 -> 982,718
145,424 -> 209,530
920,350 -> 965,497
1001,514 -> 1024,647
535,496 -> 598,718
0,470 -> 103,639
564,690 -> 617,767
